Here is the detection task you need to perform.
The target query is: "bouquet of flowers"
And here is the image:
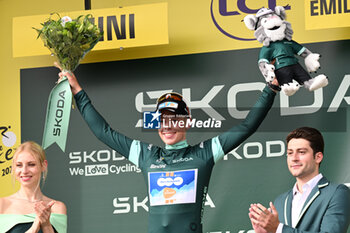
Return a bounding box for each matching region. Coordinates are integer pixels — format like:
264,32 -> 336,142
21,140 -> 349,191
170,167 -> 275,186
33,13 -> 103,71
34,14 -> 103,152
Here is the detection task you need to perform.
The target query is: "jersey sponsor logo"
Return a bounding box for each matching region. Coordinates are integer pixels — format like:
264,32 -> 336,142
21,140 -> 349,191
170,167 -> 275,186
172,157 -> 194,163
148,169 -> 198,206
155,158 -> 164,163
150,163 -> 166,169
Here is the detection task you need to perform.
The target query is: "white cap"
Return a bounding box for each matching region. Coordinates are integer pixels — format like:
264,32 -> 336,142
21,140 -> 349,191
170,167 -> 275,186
256,8 -> 274,18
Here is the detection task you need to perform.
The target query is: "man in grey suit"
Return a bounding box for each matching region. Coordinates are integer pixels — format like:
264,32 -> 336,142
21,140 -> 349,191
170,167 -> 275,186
249,127 -> 350,233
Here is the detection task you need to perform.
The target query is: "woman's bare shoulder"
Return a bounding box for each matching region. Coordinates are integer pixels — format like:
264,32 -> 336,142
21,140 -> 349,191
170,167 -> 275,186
0,195 -> 16,214
45,197 -> 67,215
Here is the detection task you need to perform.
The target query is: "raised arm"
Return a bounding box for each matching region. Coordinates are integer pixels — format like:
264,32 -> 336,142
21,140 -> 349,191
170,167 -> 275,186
59,70 -> 137,163
57,63 -> 82,95
219,85 -> 276,152
210,82 -> 277,163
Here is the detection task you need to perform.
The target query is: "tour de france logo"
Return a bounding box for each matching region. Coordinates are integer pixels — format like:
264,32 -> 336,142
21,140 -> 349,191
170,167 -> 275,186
1,125 -> 17,177
1,125 -> 17,148
210,0 -> 291,40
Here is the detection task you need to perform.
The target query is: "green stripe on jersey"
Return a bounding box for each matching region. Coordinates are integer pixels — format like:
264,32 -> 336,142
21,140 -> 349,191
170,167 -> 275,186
212,136 -> 225,163
129,140 -> 141,167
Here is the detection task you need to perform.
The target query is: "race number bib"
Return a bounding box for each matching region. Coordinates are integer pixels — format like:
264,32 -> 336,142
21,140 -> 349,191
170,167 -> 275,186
148,169 -> 198,206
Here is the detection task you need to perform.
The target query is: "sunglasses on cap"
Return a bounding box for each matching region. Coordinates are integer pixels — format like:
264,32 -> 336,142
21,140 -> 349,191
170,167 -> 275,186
156,92 -> 190,116
156,92 -> 184,104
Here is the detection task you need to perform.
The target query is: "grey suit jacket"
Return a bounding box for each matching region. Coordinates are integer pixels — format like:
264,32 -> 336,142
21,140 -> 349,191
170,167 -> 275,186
274,177 -> 350,233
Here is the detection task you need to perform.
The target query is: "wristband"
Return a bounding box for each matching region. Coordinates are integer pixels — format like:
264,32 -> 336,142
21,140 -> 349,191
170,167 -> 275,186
267,82 -> 281,92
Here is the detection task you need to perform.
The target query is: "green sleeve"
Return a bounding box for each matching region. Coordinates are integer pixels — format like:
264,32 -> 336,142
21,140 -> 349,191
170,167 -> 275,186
0,214 -> 67,233
0,214 -> 35,232
74,90 -> 134,161
50,213 -> 67,233
291,40 -> 305,56
258,46 -> 271,64
213,86 -> 275,161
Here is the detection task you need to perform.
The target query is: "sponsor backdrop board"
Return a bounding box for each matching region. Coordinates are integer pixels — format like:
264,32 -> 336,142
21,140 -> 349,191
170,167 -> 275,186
21,40 -> 350,233
3,0 -> 350,198
12,3 -> 169,57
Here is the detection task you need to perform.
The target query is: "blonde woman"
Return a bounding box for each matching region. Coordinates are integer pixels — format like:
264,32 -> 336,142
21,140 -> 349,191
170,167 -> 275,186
0,141 -> 67,233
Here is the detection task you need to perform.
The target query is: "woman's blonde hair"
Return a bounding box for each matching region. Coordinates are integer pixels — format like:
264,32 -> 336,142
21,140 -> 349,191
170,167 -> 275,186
12,141 -> 48,186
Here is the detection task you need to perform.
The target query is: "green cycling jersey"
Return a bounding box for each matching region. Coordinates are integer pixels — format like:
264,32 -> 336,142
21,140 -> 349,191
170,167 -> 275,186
74,86 -> 276,233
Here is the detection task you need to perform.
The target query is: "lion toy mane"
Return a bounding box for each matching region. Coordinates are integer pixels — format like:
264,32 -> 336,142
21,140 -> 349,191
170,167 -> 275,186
244,6 -> 328,96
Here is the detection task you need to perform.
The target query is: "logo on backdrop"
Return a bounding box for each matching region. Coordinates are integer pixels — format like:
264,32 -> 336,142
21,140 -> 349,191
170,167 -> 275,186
136,74 -> 350,131
113,191 -> 215,214
0,125 -> 17,179
1,125 -> 16,148
210,0 -> 291,40
305,0 -> 350,30
68,149 -> 141,177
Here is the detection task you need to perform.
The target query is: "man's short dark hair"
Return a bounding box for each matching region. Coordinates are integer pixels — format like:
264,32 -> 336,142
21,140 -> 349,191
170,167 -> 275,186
286,127 -> 324,154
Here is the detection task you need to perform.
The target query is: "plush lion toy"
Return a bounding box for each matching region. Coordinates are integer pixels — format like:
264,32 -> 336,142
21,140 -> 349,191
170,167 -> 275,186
244,6 -> 328,96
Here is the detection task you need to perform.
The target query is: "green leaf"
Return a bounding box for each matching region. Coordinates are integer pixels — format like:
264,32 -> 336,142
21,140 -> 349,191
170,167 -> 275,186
33,13 -> 103,71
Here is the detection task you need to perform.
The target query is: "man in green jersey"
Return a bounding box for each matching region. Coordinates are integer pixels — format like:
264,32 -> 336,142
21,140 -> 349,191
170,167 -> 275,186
59,69 -> 279,233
